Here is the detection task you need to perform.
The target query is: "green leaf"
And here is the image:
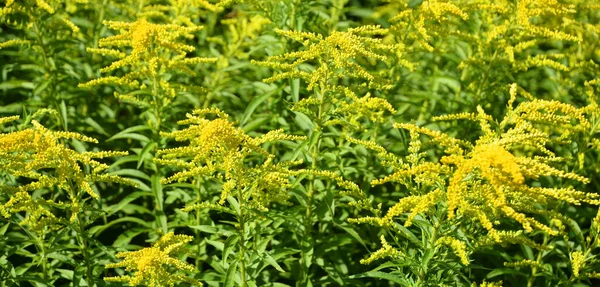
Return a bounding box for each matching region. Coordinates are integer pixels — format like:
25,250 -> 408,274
59,100 -> 68,130
0,222 -> 9,236
0,80 -> 35,90
241,92 -> 271,126
137,142 -> 157,169
189,225 -> 220,234
334,222 -> 367,248
151,174 -> 164,210
223,259 -> 238,287
113,228 -> 147,247
393,223 -> 422,246
108,191 -> 152,215
84,117 -> 109,136
291,78 -> 300,103
151,174 -> 167,234
293,111 -> 315,132
241,116 -> 269,133
223,234 -> 240,265
107,125 -> 151,142
109,169 -> 151,181
206,239 -> 225,251
227,196 -> 240,215
264,253 -> 285,272
88,217 -> 152,236
486,268 -> 520,279
347,271 -> 411,286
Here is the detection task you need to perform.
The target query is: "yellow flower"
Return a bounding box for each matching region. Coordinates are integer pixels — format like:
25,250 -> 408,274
79,18 -> 217,108
437,236 -> 470,265
252,25 -> 397,91
351,84 -> 599,245
104,232 -> 202,287
388,0 -> 468,52
359,235 -> 404,265
479,280 -> 503,287
0,118 -> 135,234
571,251 -> 585,278
157,108 -> 305,212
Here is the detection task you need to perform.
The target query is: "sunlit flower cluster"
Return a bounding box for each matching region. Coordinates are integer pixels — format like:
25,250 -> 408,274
156,108 -> 305,212
350,83 -> 600,264
0,117 -> 135,234
79,18 -> 217,109
104,232 -> 202,286
252,26 -> 397,91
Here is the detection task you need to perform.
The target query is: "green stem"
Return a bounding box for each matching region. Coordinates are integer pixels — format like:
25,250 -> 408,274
527,234 -> 549,287
202,34 -> 244,109
149,75 -> 167,234
195,176 -> 203,269
137,0 -> 145,13
32,20 -> 50,69
474,50 -> 498,107
32,17 -> 63,129
416,212 -> 444,286
301,74 -> 328,285
328,0 -> 345,32
151,75 -> 162,133
38,236 -> 48,281
237,183 -> 248,287
93,0 -> 108,47
77,214 -> 94,286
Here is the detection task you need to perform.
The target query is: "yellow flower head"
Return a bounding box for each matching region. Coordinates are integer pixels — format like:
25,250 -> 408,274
79,18 -> 217,108
252,25 -> 397,91
571,250 -> 585,278
157,108 -> 305,212
0,118 -> 135,234
359,235 -> 404,265
351,85 -> 600,245
104,232 -> 202,287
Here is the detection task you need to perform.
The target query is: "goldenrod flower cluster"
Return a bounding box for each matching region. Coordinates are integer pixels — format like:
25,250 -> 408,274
0,117 -> 135,234
437,236 -> 470,265
571,251 -> 585,278
453,0 -> 586,96
253,26 -> 397,130
252,26 -> 397,91
104,232 -> 202,287
386,0 -> 468,53
350,84 -> 600,264
0,0 -> 84,44
380,0 -> 594,104
79,18 -> 217,109
156,108 -> 305,212
322,88 -> 397,130
359,235 -> 404,265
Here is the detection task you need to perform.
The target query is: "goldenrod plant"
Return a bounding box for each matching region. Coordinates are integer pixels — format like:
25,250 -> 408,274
349,84 -> 600,285
0,0 -> 90,130
157,108 -> 305,286
78,1 -> 220,245
80,18 -> 217,131
0,114 -> 135,286
252,21 -> 398,284
3,0 -> 600,286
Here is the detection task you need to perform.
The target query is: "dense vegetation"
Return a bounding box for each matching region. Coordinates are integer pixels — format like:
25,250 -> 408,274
1,0 -> 600,286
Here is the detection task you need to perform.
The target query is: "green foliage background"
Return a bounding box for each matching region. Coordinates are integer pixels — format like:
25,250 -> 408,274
1,0 -> 600,286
